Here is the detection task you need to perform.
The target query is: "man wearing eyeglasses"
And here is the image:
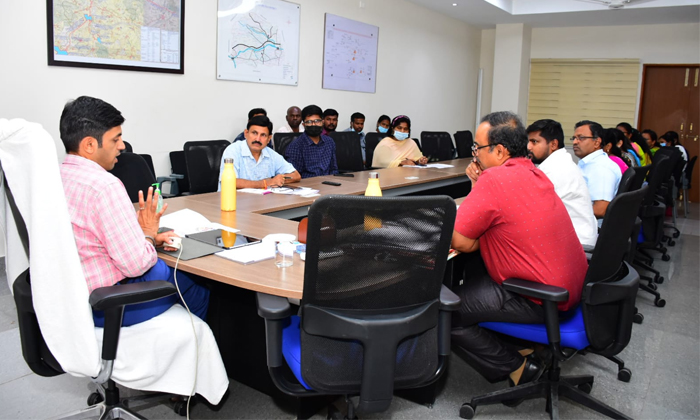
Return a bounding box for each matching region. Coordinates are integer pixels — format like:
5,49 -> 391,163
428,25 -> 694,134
572,120 -> 622,224
451,111 -> 587,389
526,119 -> 598,247
285,105 -> 339,178
218,115 -> 301,190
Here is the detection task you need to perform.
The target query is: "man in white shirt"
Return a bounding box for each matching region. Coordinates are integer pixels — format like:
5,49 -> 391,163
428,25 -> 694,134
572,120 -> 622,225
276,106 -> 303,134
527,119 -> 598,247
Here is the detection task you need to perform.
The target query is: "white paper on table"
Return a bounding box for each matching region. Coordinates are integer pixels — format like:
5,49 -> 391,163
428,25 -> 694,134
237,188 -> 270,195
215,242 -> 275,265
159,208 -> 240,237
411,163 -> 455,169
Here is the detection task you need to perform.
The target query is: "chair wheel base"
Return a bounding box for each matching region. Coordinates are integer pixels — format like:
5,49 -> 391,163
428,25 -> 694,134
618,368 -> 632,382
662,254 -> 671,262
460,403 -> 476,419
87,392 -> 103,406
578,382 -> 593,394
648,283 -> 658,291
655,276 -> 664,284
667,240 -> 675,246
633,313 -> 644,324
673,231 -> 680,238
655,298 -> 666,307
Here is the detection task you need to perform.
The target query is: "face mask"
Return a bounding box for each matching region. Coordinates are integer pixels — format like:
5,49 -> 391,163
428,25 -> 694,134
659,142 -> 666,147
305,126 -> 323,137
394,131 -> 409,141
378,126 -> 389,134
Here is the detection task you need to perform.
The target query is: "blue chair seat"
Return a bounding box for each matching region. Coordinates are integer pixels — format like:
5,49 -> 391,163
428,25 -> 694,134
479,306 -> 589,351
282,316 -> 313,390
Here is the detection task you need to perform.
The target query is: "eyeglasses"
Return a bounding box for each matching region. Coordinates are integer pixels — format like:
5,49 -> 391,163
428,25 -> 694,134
570,135 -> 597,142
471,144 -> 490,155
304,119 -> 323,125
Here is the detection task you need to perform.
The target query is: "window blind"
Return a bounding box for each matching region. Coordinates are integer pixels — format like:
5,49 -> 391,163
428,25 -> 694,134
526,59 -> 640,140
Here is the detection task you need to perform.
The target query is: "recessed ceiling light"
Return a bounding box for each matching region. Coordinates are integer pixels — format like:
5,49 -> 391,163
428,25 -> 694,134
452,3 -> 457,5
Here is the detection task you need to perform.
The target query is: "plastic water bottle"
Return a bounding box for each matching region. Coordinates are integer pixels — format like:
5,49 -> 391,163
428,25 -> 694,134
151,183 -> 163,213
364,172 -> 382,230
221,158 -> 237,211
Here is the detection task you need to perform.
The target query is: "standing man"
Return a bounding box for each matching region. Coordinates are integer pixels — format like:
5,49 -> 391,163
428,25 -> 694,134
344,112 -> 367,162
218,115 -> 301,190
233,108 -> 267,142
285,105 -> 339,178
452,111 -> 587,387
572,120 -> 622,223
58,96 -> 210,327
526,119 -> 598,247
321,108 -> 338,136
276,106 -> 303,134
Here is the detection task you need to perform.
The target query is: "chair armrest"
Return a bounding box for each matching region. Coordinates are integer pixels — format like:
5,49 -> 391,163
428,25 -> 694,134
256,293 -> 293,319
89,281 -> 176,362
439,284 -> 460,311
501,278 -> 569,302
582,244 -> 595,253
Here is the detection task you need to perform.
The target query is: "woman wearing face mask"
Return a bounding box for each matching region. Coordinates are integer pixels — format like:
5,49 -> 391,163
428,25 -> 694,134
371,115 -> 428,168
376,115 -> 391,134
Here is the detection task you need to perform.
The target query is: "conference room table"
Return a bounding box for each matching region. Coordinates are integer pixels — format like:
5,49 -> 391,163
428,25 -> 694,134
155,158 -> 471,416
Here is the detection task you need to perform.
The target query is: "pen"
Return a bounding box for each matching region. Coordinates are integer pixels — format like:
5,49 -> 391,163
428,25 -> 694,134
284,176 -> 293,179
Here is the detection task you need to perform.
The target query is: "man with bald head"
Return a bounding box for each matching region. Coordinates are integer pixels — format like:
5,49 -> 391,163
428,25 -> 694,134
276,106 -> 303,134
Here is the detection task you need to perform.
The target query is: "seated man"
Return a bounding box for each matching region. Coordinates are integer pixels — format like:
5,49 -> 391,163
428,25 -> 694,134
218,115 -> 301,190
572,120 -> 622,224
321,108 -> 338,136
343,112 -> 367,162
276,106 -> 303,134
526,119 -> 598,247
285,105 -> 339,178
452,111 -> 587,386
59,96 -> 210,327
233,108 -> 267,142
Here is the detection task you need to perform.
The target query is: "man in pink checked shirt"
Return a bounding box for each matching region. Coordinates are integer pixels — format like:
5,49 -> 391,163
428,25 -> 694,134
59,96 -> 209,327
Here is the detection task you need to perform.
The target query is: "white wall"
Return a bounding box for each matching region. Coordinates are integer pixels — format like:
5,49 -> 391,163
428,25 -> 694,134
0,0 -> 481,258
479,29 -> 496,120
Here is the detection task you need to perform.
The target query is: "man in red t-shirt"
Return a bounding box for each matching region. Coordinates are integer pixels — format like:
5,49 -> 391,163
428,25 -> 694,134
452,111 -> 588,386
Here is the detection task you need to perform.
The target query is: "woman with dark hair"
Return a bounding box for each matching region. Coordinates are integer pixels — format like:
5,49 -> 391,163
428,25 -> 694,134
602,129 -> 630,173
376,115 -> 391,134
372,115 -> 428,168
613,128 -> 640,167
617,123 -> 650,166
642,129 -> 659,156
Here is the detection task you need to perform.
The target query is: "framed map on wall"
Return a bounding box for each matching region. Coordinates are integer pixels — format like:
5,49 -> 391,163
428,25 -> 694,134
47,0 -> 185,74
216,0 -> 300,86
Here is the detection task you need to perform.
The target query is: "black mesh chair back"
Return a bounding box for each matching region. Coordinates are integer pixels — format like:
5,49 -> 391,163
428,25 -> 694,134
454,130 -> 474,158
329,131 -> 364,172
631,164 -> 650,191
364,132 -> 388,169
684,155 -> 697,189
617,168 -> 635,194
123,141 -> 133,153
140,154 -> 156,178
169,151 -> 190,195
273,133 -> 301,158
653,147 -> 681,180
642,155 -> 670,206
583,186 -> 646,353
299,195 -> 456,408
420,131 -> 455,162
183,140 -> 229,194
109,152 -> 157,203
2,179 -> 64,378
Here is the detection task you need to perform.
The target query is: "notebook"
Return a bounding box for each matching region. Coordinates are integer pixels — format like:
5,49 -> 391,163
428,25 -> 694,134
215,242 -> 276,265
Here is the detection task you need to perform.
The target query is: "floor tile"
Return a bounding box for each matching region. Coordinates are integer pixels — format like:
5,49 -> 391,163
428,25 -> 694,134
0,328 -> 32,385
0,294 -> 18,333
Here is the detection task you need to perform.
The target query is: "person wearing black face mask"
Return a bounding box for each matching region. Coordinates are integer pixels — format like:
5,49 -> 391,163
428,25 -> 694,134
284,105 -> 339,178
217,115 -> 301,190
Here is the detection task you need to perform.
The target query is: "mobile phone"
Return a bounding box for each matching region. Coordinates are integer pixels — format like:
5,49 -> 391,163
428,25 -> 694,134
334,173 -> 355,177
322,181 -> 342,186
186,229 -> 261,249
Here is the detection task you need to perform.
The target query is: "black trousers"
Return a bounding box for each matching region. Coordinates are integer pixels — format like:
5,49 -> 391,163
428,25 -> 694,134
451,253 -> 544,383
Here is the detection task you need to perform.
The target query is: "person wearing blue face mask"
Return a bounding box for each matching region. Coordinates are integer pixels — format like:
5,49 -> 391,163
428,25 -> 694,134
376,115 -> 391,134
371,115 -> 428,168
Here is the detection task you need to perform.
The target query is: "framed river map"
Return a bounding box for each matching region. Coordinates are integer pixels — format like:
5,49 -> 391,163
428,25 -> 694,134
47,0 -> 185,73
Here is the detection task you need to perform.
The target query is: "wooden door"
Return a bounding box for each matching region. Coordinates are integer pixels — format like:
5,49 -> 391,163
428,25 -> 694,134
639,65 -> 700,203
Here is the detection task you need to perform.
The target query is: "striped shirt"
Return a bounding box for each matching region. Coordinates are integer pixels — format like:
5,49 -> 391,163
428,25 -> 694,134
61,154 -> 156,292
285,133 -> 338,178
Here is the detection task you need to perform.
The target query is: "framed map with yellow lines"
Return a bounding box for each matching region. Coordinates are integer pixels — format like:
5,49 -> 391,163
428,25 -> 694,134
47,0 -> 185,73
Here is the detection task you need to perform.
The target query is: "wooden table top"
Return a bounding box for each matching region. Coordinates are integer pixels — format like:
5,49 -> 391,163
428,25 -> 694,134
156,158 -> 472,298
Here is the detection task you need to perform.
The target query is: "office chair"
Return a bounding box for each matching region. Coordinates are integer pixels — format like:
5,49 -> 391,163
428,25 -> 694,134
0,121 -> 230,418
454,130 -> 474,159
169,150 -> 190,196
653,147 -> 683,243
364,132 -> 388,169
630,164 -> 650,191
123,140 -> 134,153
274,132 -> 301,158
257,195 -> 460,418
421,131 -> 455,162
329,131 -> 364,172
458,186 -> 645,420
110,152 -> 160,203
681,155 -> 697,217
183,140 -> 230,194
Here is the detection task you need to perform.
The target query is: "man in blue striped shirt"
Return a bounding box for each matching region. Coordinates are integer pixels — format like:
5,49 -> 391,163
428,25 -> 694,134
218,115 -> 300,190
285,105 -> 339,179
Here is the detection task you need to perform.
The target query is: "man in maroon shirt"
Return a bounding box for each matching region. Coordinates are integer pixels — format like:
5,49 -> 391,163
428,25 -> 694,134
452,111 -> 588,387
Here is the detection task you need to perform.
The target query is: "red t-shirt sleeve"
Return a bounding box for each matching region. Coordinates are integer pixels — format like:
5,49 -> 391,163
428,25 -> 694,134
454,174 -> 499,240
